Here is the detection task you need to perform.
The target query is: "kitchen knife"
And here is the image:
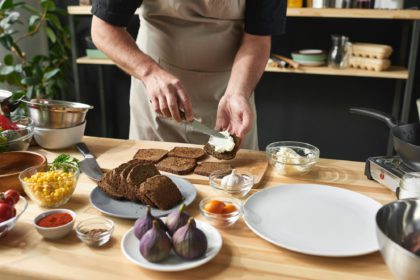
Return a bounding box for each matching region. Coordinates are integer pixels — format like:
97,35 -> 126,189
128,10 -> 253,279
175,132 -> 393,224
75,142 -> 103,181
188,119 -> 228,139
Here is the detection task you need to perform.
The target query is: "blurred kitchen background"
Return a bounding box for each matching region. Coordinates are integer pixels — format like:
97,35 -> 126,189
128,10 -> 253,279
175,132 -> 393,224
47,1 -> 420,161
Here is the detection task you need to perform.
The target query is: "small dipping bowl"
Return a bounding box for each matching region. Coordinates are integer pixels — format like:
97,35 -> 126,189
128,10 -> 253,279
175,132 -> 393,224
209,170 -> 254,197
199,196 -> 242,228
76,217 -> 114,247
33,209 -> 76,240
266,141 -> 320,176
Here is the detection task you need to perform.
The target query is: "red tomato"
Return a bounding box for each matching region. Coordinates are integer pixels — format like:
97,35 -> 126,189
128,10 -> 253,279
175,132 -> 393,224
0,115 -> 19,130
4,189 -> 19,204
0,202 -> 14,223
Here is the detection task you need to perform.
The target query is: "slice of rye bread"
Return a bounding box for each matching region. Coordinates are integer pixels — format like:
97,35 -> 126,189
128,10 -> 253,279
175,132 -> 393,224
167,147 -> 205,160
97,170 -> 124,200
139,175 -> 183,210
204,134 -> 241,160
156,156 -> 197,175
119,160 -> 157,201
194,162 -> 233,177
133,148 -> 168,163
115,160 -> 141,200
126,162 -> 160,202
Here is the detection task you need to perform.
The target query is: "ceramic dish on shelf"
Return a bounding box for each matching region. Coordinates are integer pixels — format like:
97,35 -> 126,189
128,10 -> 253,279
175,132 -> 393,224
89,174 -> 196,219
243,184 -> 381,257
121,218 -> 222,271
292,49 -> 327,66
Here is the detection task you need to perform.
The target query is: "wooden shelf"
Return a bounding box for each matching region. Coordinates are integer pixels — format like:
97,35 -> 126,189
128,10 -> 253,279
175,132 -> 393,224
68,5 -> 420,20
265,65 -> 409,79
76,57 -> 114,65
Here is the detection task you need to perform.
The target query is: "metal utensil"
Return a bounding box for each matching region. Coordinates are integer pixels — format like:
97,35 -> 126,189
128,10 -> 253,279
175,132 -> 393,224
376,198 -> 420,280
188,119 -> 227,139
75,142 -> 103,181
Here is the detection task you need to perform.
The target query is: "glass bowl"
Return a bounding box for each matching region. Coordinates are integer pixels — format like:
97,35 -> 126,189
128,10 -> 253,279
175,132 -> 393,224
0,116 -> 34,152
0,196 -> 28,238
209,170 -> 254,197
76,217 -> 114,247
199,196 -> 242,228
33,209 -> 76,240
19,163 -> 80,208
266,141 -> 320,176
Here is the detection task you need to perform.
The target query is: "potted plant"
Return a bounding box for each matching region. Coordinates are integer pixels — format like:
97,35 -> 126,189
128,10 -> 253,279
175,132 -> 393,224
0,0 -> 71,101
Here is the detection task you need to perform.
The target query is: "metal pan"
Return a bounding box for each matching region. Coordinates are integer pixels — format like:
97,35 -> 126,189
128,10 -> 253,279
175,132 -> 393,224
350,107 -> 420,171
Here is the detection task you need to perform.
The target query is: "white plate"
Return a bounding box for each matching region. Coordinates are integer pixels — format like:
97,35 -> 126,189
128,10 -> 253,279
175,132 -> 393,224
121,219 -> 222,271
243,184 -> 381,257
89,175 -> 196,219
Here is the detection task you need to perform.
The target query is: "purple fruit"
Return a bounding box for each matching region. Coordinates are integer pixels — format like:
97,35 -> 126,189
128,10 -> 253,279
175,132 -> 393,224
134,206 -> 165,240
172,217 -> 207,260
139,220 -> 171,263
166,203 -> 190,236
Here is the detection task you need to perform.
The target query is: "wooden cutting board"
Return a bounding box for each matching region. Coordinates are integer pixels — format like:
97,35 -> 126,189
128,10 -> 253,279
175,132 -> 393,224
97,139 -> 269,186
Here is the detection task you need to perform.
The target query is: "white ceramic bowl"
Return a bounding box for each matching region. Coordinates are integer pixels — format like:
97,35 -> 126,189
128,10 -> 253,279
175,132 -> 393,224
34,121 -> 86,149
33,209 -> 76,240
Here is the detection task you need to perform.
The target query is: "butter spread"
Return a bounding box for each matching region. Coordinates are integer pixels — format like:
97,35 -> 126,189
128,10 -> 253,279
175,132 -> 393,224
208,131 -> 235,153
274,147 -> 316,175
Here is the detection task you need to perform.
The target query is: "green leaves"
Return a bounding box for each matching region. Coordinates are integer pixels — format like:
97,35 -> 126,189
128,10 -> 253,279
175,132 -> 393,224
0,0 -> 71,100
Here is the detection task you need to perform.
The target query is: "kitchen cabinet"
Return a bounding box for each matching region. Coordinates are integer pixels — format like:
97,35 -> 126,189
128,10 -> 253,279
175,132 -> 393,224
67,6 -> 420,138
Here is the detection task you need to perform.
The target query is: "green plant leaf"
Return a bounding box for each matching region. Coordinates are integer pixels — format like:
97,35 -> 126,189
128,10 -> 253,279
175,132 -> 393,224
3,54 -> 13,65
0,0 -> 14,10
45,26 -> 56,43
28,14 -> 39,31
20,76 -> 34,85
0,65 -> 14,75
40,0 -> 55,12
43,68 -> 59,81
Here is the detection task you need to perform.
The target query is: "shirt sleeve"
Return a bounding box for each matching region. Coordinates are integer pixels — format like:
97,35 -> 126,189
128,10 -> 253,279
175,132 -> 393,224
245,0 -> 287,36
91,0 -> 142,27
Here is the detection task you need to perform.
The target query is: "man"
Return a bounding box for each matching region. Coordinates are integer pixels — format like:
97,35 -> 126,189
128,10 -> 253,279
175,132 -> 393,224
91,0 -> 286,149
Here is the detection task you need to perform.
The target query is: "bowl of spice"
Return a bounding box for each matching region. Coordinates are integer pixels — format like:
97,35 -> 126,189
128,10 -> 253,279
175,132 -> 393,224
76,216 -> 114,247
33,209 -> 76,240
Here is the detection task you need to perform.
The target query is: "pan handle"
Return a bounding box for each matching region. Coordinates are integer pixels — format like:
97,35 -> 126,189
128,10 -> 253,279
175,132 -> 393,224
349,107 -> 398,128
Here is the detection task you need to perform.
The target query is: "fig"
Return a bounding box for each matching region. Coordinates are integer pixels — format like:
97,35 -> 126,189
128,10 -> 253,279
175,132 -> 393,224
172,217 -> 207,260
134,206 -> 165,240
166,203 -> 190,236
139,220 -> 172,263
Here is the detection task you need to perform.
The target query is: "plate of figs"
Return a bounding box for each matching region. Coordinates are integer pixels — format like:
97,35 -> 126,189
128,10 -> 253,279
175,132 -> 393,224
121,206 -> 222,271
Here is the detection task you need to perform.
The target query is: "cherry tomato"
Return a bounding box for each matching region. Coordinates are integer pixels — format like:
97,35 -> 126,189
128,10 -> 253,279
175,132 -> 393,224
4,189 -> 19,204
0,115 -> 19,130
0,202 -> 14,223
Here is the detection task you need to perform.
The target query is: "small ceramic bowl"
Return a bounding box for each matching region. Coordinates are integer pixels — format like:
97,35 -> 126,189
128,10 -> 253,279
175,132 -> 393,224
0,196 -> 28,238
33,209 -> 76,240
266,141 -> 320,176
76,217 -> 114,247
199,196 -> 242,228
0,151 -> 47,193
209,170 -> 254,197
34,120 -> 86,150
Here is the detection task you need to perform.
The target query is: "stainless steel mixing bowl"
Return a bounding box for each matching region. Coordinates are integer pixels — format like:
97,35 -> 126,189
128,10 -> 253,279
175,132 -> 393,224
376,198 -> 420,280
26,99 -> 93,129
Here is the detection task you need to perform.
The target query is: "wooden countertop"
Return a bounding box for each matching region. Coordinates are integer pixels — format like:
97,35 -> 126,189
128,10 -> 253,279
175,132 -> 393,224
0,136 -> 396,279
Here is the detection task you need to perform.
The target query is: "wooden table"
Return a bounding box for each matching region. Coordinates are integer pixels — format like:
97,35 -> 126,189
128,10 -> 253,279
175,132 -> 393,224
0,136 -> 396,279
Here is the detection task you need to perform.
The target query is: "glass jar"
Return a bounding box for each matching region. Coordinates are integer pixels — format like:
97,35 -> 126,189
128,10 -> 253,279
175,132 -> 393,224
397,172 -> 420,199
328,35 -> 351,69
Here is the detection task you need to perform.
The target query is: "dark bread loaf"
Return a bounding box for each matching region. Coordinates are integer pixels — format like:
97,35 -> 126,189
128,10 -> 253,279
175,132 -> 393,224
97,170 -> 124,199
167,147 -> 205,160
156,157 -> 196,175
194,162 -> 232,177
204,134 -> 241,160
133,149 -> 168,163
126,161 -> 160,201
139,175 -> 182,210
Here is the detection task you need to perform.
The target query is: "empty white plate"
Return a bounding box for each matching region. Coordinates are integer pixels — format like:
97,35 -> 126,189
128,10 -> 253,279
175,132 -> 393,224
121,219 -> 222,271
243,184 -> 381,257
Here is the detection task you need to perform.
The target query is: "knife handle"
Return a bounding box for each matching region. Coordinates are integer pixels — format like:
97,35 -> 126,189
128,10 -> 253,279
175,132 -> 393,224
75,142 -> 94,158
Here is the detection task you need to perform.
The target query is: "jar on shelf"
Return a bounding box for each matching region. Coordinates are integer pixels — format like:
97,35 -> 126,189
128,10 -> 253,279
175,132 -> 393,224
288,0 -> 304,8
328,35 -> 352,69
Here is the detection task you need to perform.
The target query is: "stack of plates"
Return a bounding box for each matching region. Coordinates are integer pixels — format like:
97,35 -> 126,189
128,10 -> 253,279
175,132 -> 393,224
291,49 -> 326,66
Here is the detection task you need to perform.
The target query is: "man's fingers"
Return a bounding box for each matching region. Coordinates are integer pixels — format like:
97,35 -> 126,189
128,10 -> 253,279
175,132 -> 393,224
158,96 -> 171,118
167,94 -> 181,122
237,110 -> 252,138
177,86 -> 193,122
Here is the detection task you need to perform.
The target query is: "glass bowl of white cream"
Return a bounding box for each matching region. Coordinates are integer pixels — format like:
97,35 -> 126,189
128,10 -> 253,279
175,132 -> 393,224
266,141 -> 320,176
209,169 -> 254,197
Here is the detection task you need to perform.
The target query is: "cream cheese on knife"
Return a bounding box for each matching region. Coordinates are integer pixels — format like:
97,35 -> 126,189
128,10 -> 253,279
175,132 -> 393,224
208,131 -> 235,153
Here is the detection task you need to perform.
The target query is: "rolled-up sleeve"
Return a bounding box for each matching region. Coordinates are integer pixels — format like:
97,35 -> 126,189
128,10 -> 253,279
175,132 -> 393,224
91,0 -> 142,27
245,0 -> 287,36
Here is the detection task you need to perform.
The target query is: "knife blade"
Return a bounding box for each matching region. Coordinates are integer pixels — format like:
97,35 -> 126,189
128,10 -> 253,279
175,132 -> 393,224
75,142 -> 103,181
188,119 -> 228,139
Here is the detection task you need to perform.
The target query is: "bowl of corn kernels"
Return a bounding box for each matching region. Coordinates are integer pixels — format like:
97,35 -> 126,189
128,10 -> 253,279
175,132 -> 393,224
19,163 -> 80,208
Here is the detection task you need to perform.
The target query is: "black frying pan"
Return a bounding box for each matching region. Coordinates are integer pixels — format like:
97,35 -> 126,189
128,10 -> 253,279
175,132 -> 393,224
350,107 -> 420,171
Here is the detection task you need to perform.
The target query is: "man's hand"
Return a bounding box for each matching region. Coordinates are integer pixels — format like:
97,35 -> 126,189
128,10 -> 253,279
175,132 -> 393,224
215,94 -> 253,138
142,66 -> 193,122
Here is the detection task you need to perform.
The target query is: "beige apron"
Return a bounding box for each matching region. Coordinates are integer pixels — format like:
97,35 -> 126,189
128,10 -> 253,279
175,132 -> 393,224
129,0 -> 259,150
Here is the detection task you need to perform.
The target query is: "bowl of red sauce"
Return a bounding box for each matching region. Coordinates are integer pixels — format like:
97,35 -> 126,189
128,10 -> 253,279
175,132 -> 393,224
33,209 -> 76,240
